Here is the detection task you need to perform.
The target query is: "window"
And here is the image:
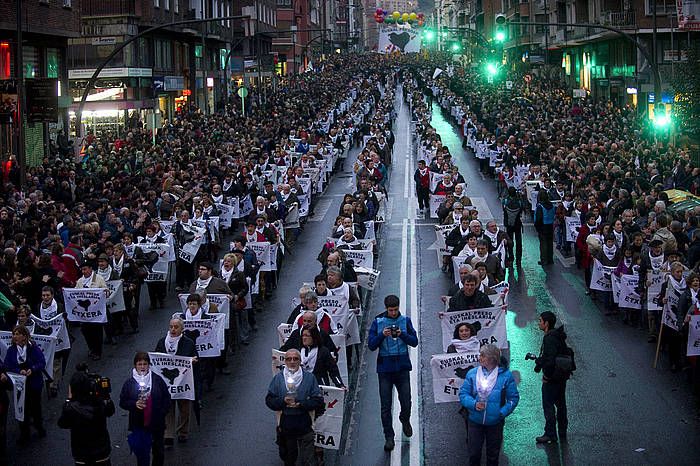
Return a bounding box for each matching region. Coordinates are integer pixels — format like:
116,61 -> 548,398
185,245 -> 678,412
645,0 -> 674,15
63,0 -> 72,7
277,0 -> 292,6
154,0 -> 160,8
165,0 -> 169,11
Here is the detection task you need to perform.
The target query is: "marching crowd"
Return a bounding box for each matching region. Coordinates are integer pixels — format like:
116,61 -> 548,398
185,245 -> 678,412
0,53 -> 397,466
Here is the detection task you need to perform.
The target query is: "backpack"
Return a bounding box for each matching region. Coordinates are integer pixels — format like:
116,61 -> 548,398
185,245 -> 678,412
552,343 -> 576,381
503,198 -> 522,227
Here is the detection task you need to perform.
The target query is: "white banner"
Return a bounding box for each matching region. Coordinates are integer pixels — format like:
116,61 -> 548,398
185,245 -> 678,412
439,307 -> 508,352
285,204 -> 300,229
178,224 -> 206,264
31,314 -> 71,352
177,294 -> 231,329
148,352 -> 196,400
216,202 -> 235,228
138,243 -> 171,282
363,221 -> 375,241
647,271 -> 666,311
277,323 -> 293,347
30,334 -> 57,381
429,172 -> 445,193
429,194 -> 446,219
248,242 -> 272,272
687,315 -> 700,357
564,217 -> 581,243
378,28 -> 421,54
590,260 -> 615,292
314,385 -> 345,450
181,314 -> 226,357
317,295 -> 360,345
63,288 -> 108,323
106,280 -> 126,314
618,274 -> 641,309
355,266 -> 381,291
7,372 -> 26,422
662,285 -> 684,331
239,195 -> 254,218
342,249 -> 373,269
430,352 -> 480,403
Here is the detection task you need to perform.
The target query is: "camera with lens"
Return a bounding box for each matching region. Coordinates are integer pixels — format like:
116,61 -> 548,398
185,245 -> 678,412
389,325 -> 399,338
76,363 -> 112,401
524,352 -> 538,361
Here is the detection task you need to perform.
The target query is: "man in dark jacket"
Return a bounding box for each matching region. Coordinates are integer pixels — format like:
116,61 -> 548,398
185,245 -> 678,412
534,311 -> 569,444
367,295 -> 418,452
58,368 -> 116,465
447,275 -> 493,311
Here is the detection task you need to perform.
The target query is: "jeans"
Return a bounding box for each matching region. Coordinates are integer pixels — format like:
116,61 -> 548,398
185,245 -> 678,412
538,224 -> 554,264
505,224 -> 522,263
542,380 -> 568,439
378,371 -> 411,439
277,430 -> 316,466
467,420 -> 503,466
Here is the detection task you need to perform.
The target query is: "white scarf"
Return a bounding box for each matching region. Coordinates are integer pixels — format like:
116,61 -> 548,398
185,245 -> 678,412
283,366 -> 303,390
16,343 -> 27,365
132,368 -> 152,392
472,252 -> 488,263
40,299 -> 59,319
221,266 -> 233,283
124,243 -> 135,257
186,307 -> 203,320
164,332 -> 182,355
691,288 -> 699,309
222,179 -> 233,192
603,244 -> 617,261
449,337 -> 480,353
475,365 -> 499,400
459,226 -> 469,237
81,273 -> 96,288
613,230 -> 624,248
196,276 -> 213,290
650,252 -> 664,271
418,168 -> 428,177
669,275 -> 687,292
97,265 -> 112,281
459,245 -> 477,258
113,255 -> 124,275
452,213 -> 462,224
484,228 -> 499,248
301,347 -> 319,372
212,194 -> 223,203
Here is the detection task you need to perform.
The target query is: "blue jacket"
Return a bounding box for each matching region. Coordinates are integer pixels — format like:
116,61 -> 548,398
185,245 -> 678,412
367,311 -> 418,373
4,343 -> 46,392
459,362 -> 519,426
119,373 -> 171,432
265,370 -> 324,435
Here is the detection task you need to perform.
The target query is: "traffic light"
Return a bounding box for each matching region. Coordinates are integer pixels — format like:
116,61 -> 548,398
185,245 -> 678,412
423,29 -> 435,42
652,104 -> 672,129
451,42 -> 461,52
494,13 -> 507,43
486,61 -> 499,77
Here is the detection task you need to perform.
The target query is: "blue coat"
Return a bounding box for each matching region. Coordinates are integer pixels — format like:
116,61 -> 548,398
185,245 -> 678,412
4,343 -> 46,392
119,373 -> 171,432
367,311 -> 418,373
265,370 -> 324,435
459,363 -> 519,426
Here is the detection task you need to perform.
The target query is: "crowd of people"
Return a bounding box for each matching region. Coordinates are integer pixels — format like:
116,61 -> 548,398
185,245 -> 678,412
0,53 -> 398,465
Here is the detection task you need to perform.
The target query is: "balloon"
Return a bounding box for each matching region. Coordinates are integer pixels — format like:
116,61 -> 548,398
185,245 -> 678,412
376,8 -> 383,15
409,12 -> 417,21
418,19 -> 424,27
397,18 -> 404,24
402,13 -> 409,22
418,13 -> 424,18
385,16 -> 394,24
392,11 -> 400,19
377,16 -> 384,23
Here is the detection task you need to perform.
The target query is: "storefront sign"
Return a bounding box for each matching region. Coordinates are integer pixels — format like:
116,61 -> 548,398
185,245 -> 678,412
26,78 -> 58,123
68,68 -> 153,79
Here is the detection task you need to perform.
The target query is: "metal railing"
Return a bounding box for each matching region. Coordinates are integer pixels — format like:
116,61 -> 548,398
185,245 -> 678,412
602,10 -> 636,28
82,0 -> 136,17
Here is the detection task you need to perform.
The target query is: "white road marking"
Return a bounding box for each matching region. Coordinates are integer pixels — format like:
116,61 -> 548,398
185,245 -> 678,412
404,159 -> 410,198
554,248 -> 575,268
469,197 -> 495,222
408,220 -> 420,466
392,218 -> 409,465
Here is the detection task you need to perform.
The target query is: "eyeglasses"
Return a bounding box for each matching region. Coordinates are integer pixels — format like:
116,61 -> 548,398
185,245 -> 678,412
286,357 -> 300,361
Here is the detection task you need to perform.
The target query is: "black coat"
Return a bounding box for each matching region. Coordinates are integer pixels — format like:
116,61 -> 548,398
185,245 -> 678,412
119,373 -> 171,432
58,399 -> 115,462
305,346 -> 344,387
155,335 -> 198,358
281,328 -> 338,357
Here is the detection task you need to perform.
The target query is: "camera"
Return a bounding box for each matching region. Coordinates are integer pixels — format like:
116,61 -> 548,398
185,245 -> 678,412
76,363 -> 112,401
389,325 -> 399,338
525,352 -> 538,361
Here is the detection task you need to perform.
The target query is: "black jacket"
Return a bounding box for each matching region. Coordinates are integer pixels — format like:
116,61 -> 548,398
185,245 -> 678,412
535,326 -> 568,381
447,290 -> 492,311
155,334 -> 198,358
305,345 -> 344,388
119,373 -> 171,431
58,399 -> 115,462
281,328 -> 338,357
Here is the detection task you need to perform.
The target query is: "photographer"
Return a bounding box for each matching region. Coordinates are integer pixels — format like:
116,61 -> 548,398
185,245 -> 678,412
529,311 -> 572,444
58,365 -> 115,466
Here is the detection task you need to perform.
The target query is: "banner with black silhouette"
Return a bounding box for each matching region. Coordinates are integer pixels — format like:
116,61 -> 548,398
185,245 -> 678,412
439,307 -> 508,352
272,333 -> 348,384
180,314 -> 226,357
31,314 -> 71,352
137,243 -> 170,282
590,260 -> 615,292
106,280 -> 126,314
148,352 -> 196,400
177,224 -> 206,264
647,271 -> 666,311
317,295 -> 361,346
63,288 -> 108,323
430,351 -> 480,403
7,372 -> 26,421
662,285 -> 684,331
177,294 -> 231,329
687,315 -> 700,357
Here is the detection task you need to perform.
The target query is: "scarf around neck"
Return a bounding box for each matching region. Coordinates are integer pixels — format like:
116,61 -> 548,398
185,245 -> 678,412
476,365 -> 499,400
283,366 -> 303,390
301,346 -> 319,373
132,368 -> 152,392
449,337 -> 480,353
603,244 -> 617,261
40,299 -> 59,319
164,332 -> 182,354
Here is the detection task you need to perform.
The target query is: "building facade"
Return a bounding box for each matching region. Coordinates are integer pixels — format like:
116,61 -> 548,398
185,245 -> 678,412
0,0 -> 80,167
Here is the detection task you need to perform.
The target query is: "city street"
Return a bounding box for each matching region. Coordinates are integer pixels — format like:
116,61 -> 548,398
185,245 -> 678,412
11,85 -> 700,466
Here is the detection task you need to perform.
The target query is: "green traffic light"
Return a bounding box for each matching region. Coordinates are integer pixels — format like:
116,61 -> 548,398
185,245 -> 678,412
424,30 -> 435,41
451,43 -> 461,52
654,114 -> 670,128
495,30 -> 506,42
486,62 -> 499,76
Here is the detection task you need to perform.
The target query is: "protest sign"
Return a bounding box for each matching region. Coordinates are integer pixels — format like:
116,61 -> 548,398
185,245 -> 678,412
178,224 -> 206,264
63,288 -> 108,323
430,351 -> 480,403
182,314 -> 226,357
429,194 -> 446,219
314,386 -> 345,450
355,267 -> 381,291
31,314 -> 71,352
647,271 -> 666,311
216,202 -> 235,228
249,242 -> 272,272
590,260 -> 615,292
439,307 -> 508,351
277,323 -> 293,347
687,315 -> 700,357
285,205 -> 300,229
564,217 -> 581,243
7,373 -> 26,421
342,249 -> 373,269
364,221 -> 375,241
31,334 -> 57,381
106,280 -> 126,314
618,274 -> 641,309
148,352 -> 196,400
239,195 -> 254,218
138,243 -> 170,282
662,285 -> 684,331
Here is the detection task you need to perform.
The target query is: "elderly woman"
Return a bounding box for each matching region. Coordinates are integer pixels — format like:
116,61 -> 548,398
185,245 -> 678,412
459,344 -> 519,466
265,348 -> 324,466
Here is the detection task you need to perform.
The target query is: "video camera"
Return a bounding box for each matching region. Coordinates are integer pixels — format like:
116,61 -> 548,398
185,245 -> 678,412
76,363 -> 112,401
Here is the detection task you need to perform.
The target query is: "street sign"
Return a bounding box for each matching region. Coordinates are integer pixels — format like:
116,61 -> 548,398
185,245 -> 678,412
505,80 -> 513,89
237,87 -> 248,98
487,76 -> 494,84
523,74 -> 532,83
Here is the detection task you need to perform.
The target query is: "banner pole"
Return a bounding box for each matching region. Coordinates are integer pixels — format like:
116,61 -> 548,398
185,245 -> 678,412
653,323 -> 664,369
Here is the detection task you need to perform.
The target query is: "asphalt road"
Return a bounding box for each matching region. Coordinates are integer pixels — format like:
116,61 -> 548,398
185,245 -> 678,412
13,85 -> 700,466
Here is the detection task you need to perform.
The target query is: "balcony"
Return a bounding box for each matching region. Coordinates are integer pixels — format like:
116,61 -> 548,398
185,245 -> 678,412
82,0 -> 136,17
601,10 -> 636,29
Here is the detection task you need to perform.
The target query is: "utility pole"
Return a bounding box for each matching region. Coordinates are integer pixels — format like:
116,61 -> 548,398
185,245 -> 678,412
544,0 -> 549,69
15,0 -> 25,185
201,0 -> 208,114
